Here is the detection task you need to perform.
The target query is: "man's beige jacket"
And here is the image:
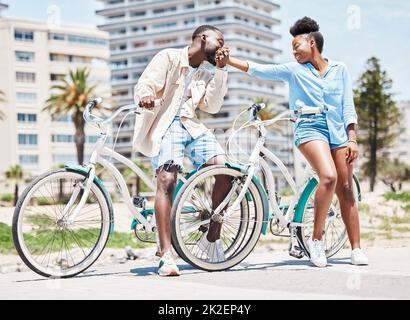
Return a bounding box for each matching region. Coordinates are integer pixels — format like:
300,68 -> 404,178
133,46 -> 228,157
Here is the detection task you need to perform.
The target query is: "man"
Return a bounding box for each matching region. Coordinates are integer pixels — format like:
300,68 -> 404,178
133,25 -> 231,276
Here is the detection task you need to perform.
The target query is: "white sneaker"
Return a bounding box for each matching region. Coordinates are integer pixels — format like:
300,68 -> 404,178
351,248 -> 369,265
197,232 -> 226,263
158,251 -> 180,277
307,238 -> 327,268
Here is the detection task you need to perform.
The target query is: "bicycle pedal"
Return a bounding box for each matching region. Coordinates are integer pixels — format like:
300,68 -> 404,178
132,195 -> 146,209
289,249 -> 305,259
288,244 -> 305,259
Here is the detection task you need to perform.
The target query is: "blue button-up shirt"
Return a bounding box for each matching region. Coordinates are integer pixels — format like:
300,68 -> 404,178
247,59 -> 358,146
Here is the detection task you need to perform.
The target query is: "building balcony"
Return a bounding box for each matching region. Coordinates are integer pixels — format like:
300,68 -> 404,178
97,0 -> 280,23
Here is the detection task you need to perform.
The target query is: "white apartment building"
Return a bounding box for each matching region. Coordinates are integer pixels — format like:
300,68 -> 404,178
0,2 -> 7,16
0,16 -> 111,176
97,0 -> 294,184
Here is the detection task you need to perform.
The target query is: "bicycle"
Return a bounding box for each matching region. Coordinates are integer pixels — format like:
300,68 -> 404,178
170,103 -> 361,271
11,98 -> 191,278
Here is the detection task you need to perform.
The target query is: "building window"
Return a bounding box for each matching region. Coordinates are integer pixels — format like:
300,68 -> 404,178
131,26 -> 147,33
184,3 -> 195,9
49,33 -> 66,41
130,11 -> 146,17
153,7 -> 177,14
50,74 -> 66,81
205,16 -> 225,22
132,56 -> 149,64
18,134 -> 38,145
16,72 -> 36,83
133,41 -> 147,48
67,35 -> 107,46
86,136 -> 99,144
152,22 -> 178,29
15,51 -> 35,62
184,18 -> 195,25
17,113 -> 37,123
108,13 -> 126,19
16,92 -> 37,102
52,134 -> 73,143
113,89 -> 129,98
51,115 -> 72,123
51,134 -> 99,144
19,155 -> 39,165
111,60 -> 128,69
50,53 -> 65,62
119,44 -> 127,50
15,29 -> 34,42
110,28 -> 126,36
108,0 -> 124,4
154,38 -> 177,45
112,74 -> 129,81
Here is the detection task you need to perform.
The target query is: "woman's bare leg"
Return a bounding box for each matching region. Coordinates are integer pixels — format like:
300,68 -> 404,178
331,147 -> 361,249
299,140 -> 338,240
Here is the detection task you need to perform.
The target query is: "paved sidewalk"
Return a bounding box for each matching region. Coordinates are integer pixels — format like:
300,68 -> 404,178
1,246 -> 409,300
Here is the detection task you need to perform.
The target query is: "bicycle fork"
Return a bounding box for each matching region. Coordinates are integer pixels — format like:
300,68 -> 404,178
62,165 -> 96,225
288,226 -> 305,259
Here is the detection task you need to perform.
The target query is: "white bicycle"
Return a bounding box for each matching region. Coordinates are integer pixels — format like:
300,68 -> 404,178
12,98 -> 169,278
171,103 -> 361,271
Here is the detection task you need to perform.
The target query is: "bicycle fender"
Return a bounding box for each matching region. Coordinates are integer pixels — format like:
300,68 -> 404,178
293,177 -> 318,224
173,169 -> 199,203
294,174 -> 362,224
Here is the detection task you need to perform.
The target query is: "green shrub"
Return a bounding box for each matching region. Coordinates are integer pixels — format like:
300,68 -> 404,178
0,193 -> 13,202
384,191 -> 410,202
0,223 -> 15,254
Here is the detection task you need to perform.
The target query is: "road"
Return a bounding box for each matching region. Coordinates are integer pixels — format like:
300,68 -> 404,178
1,246 -> 409,300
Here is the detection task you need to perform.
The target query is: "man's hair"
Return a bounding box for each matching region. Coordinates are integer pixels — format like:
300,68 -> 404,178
289,16 -> 324,53
192,25 -> 222,40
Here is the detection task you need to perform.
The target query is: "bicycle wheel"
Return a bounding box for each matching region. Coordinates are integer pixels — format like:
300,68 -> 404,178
12,169 -> 112,278
171,165 -> 264,271
296,175 -> 360,258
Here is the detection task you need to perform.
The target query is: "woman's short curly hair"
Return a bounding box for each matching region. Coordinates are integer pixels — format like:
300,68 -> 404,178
290,17 -> 324,53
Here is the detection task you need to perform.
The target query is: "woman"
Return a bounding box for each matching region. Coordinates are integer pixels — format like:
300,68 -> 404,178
226,17 -> 368,267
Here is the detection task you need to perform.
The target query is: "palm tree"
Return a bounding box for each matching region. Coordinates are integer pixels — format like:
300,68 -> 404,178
44,68 -> 97,165
5,165 -> 25,206
0,90 -> 6,121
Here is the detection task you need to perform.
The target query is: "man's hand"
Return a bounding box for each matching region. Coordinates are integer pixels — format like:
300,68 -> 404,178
215,46 -> 230,69
139,95 -> 155,110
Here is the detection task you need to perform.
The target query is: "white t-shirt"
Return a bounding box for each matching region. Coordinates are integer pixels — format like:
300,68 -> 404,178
177,66 -> 197,116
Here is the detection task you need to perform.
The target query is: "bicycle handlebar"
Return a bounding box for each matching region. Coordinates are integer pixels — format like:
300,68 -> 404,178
246,102 -> 323,125
248,103 -> 266,122
83,97 -> 160,125
296,106 -> 323,115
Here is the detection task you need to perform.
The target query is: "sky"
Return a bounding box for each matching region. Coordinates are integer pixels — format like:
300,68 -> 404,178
2,0 -> 409,101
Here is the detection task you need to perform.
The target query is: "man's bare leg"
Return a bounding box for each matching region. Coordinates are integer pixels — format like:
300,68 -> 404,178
154,166 -> 179,256
202,155 -> 232,242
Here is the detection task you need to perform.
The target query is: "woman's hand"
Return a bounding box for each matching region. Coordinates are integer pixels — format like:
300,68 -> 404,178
215,46 -> 230,68
346,140 -> 359,164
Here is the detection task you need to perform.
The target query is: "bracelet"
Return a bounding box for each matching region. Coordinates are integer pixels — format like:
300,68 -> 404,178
348,140 -> 358,144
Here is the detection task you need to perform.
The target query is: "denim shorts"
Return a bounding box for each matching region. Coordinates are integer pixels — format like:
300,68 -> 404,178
294,113 -> 348,150
151,117 -> 225,173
